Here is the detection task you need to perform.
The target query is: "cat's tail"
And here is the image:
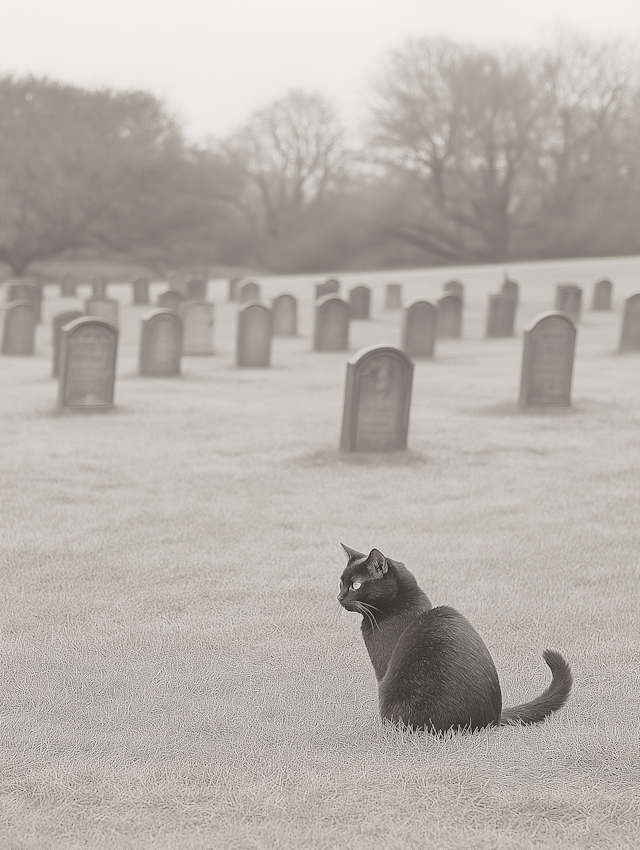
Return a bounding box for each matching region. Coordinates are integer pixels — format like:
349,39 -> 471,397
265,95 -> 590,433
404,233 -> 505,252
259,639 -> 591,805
500,649 -> 572,726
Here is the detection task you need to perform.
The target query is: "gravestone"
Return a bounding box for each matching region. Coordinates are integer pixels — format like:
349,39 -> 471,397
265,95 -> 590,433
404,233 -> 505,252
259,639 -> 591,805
52,310 -> 83,376
313,295 -> 349,351
92,276 -> 108,299
555,284 -> 582,323
485,293 -> 517,338
1,301 -> 37,355
228,277 -> 241,301
617,293 -> 640,352
58,317 -> 118,410
272,293 -> 298,337
85,298 -> 119,327
5,279 -> 42,323
166,272 -> 183,292
60,274 -> 77,297
592,279 -> 613,311
436,293 -> 463,338
519,311 -> 576,408
501,277 -> 520,301
132,277 -> 150,305
385,283 -> 402,311
182,302 -> 215,355
139,309 -> 183,376
236,303 -> 272,367
340,345 -> 414,452
239,281 -> 261,303
316,279 -> 340,300
185,278 -> 207,301
5,278 -> 40,303
443,280 -> 464,302
401,300 -> 436,358
157,288 -> 185,313
349,285 -> 372,320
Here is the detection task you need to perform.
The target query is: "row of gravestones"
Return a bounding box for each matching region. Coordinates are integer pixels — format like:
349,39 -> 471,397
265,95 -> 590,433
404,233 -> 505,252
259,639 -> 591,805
5,270 -> 615,314
54,303 -> 275,408
231,278 -> 378,319
57,274 -> 208,305
52,304 -> 607,432
5,282 -> 637,440
4,271 -> 613,336
0,272 -> 629,359
312,287 -> 640,357
51,307 -> 577,422
5,284 -> 640,364
51,303 -> 216,377
227,276 -> 616,345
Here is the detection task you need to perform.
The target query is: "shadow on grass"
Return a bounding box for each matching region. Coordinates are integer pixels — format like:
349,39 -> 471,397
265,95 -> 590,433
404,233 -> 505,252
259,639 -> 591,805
468,400 -> 584,417
48,404 -> 134,418
292,447 -> 429,467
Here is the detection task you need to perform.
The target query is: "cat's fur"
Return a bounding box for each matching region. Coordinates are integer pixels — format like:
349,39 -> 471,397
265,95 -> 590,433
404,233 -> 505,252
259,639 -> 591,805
338,544 -> 572,733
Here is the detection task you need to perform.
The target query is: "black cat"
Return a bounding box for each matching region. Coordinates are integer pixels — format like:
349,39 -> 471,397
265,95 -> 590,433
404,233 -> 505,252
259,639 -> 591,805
338,544 -> 572,733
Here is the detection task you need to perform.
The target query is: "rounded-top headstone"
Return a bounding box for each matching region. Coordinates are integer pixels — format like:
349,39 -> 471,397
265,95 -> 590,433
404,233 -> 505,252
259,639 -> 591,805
313,295 -> 349,351
436,293 -> 463,339
591,279 -> 613,311
519,311 -> 577,407
58,316 -> 119,410
272,293 -> 298,337
316,279 -> 340,300
349,285 -> 372,320
239,280 -> 261,303
443,280 -> 464,302
401,300 -> 436,358
1,301 -> 37,355
157,288 -> 185,313
340,345 -> 414,452
185,278 -> 207,301
236,302 -> 272,367
139,309 -> 183,376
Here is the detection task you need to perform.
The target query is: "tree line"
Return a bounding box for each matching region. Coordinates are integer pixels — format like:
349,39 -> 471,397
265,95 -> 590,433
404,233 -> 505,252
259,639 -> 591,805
1,31 -> 638,278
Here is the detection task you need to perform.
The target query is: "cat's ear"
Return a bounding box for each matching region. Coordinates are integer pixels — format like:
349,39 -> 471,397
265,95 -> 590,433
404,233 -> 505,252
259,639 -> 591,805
341,543 -> 364,562
366,549 -> 388,578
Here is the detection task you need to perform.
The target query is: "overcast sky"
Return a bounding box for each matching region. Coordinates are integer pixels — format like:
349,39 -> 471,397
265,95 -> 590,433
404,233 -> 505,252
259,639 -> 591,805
3,0 -> 640,141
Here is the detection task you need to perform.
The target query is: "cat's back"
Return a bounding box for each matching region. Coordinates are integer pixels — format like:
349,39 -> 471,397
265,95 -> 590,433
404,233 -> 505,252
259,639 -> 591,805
379,605 -> 503,732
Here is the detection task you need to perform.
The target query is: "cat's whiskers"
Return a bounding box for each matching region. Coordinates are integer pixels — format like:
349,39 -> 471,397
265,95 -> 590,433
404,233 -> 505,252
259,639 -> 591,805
355,600 -> 380,631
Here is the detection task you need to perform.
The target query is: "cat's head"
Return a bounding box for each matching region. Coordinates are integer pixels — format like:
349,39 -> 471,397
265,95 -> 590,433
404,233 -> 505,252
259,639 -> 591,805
337,544 -> 400,611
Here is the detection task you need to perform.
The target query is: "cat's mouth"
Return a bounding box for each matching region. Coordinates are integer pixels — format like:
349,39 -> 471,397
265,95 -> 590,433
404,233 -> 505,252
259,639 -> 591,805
338,596 -> 358,611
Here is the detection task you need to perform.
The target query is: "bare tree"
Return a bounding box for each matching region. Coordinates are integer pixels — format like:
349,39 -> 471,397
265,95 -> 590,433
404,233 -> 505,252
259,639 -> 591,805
223,90 -> 350,243
366,38 -> 550,263
530,32 -> 640,255
365,34 -> 640,263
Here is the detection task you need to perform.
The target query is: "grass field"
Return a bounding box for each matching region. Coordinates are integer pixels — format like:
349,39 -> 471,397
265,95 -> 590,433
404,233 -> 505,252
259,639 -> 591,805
2,255 -> 640,850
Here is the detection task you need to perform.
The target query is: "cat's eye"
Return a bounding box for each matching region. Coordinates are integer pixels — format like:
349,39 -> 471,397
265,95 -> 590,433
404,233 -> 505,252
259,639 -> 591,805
351,581 -> 362,590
